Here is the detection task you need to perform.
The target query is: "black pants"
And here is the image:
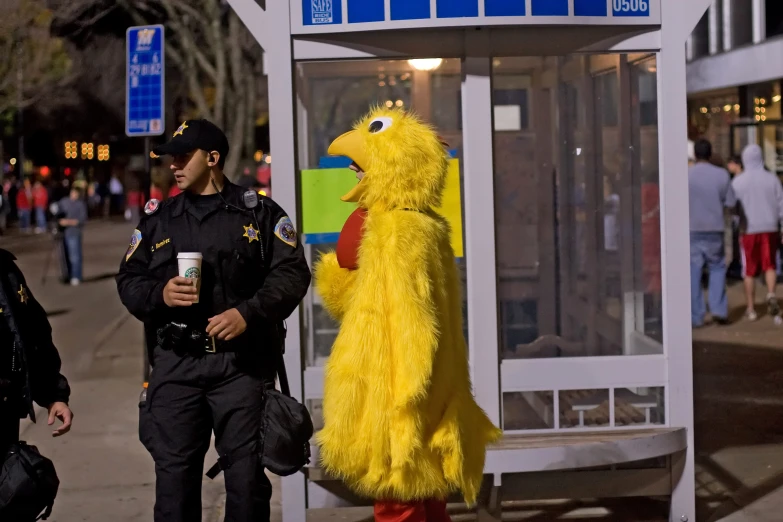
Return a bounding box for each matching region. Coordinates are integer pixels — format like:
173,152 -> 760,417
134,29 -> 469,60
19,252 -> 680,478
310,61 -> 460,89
140,347 -> 272,522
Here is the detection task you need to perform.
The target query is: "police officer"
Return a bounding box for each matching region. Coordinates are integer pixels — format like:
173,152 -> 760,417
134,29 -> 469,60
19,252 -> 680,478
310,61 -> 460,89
116,119 -> 311,522
1,248 -> 73,452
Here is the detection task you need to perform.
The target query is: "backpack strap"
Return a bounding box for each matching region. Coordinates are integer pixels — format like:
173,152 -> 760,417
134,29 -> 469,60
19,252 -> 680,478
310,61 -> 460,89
205,444 -> 256,480
205,322 -> 290,480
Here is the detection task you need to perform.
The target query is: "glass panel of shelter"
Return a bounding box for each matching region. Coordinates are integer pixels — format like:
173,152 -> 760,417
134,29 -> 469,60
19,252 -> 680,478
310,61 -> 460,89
292,53 -> 665,432
493,54 -> 666,431
294,59 -> 468,430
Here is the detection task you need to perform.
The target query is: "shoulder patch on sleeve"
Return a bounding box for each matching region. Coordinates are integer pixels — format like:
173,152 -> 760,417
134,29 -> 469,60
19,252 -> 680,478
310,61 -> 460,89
274,216 -> 297,248
126,229 -> 142,261
144,199 -> 160,216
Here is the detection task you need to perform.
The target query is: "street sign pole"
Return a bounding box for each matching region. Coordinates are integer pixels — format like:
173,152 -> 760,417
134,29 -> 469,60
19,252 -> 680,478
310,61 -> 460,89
126,25 -> 165,383
126,25 -> 165,204
144,137 -> 151,202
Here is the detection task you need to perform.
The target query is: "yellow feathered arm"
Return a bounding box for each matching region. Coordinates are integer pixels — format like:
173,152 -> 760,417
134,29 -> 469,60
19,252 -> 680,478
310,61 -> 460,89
313,252 -> 357,322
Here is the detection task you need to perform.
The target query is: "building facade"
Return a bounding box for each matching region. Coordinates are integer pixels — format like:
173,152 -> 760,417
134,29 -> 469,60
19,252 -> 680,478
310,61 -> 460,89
687,0 -> 783,173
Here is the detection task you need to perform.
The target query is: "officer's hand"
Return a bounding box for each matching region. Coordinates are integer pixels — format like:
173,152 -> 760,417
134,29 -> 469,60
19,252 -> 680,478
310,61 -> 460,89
163,276 -> 198,307
206,308 -> 247,341
48,402 -> 73,437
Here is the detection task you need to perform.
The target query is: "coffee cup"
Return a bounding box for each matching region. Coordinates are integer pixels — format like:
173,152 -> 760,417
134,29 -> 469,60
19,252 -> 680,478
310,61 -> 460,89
177,253 -> 203,303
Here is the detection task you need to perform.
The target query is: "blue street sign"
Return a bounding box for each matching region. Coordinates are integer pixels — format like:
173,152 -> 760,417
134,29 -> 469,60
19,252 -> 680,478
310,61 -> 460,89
126,25 -> 165,137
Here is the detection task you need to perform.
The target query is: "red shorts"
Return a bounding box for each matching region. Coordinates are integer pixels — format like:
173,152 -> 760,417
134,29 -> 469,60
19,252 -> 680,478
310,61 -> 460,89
741,232 -> 780,277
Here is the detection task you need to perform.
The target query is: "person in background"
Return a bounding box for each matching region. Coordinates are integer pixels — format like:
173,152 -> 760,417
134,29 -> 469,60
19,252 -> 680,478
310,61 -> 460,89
15,178 -> 32,233
688,139 -> 696,167
726,155 -> 746,279
0,181 -> 8,235
125,179 -> 144,223
689,139 -> 736,327
731,144 -> 783,321
727,155 -> 743,178
236,166 -> 256,190
57,187 -> 88,286
150,184 -> 164,202
33,180 -> 49,234
86,183 -> 103,218
109,173 -> 124,216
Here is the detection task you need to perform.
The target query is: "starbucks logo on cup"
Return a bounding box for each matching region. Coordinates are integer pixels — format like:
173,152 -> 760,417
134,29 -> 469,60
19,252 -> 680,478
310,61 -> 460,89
184,267 -> 201,279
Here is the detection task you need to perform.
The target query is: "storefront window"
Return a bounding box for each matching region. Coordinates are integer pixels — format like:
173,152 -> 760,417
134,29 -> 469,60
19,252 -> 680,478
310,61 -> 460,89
688,92 -> 740,160
493,55 -> 663,360
296,59 -> 468,368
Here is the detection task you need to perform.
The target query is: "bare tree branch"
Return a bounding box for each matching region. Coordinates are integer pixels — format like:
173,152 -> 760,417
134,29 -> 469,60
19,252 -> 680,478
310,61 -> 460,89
204,0 -> 226,127
157,0 -> 218,82
0,0 -> 74,116
183,49 -> 213,120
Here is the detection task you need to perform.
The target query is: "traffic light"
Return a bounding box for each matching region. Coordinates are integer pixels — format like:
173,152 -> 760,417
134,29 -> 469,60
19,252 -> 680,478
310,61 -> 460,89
81,143 -> 94,160
98,144 -> 110,161
65,141 -> 77,159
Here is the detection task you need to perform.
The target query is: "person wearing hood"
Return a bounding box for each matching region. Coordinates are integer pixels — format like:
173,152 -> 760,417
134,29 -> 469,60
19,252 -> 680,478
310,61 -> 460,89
731,144 -> 783,321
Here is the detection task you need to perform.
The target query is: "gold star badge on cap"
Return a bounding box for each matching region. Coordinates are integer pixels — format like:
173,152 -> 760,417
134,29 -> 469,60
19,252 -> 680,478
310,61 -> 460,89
18,285 -> 28,304
173,121 -> 188,137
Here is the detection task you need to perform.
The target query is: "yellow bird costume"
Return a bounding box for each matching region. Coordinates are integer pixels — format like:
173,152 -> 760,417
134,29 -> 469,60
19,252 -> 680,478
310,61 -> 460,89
314,107 -> 502,507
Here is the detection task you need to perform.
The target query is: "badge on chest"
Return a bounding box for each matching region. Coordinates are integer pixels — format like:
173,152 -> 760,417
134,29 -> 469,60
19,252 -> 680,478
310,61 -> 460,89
243,224 -> 260,243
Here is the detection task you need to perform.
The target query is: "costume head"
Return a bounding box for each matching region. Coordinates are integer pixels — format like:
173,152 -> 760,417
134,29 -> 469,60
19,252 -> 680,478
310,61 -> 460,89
327,107 -> 449,210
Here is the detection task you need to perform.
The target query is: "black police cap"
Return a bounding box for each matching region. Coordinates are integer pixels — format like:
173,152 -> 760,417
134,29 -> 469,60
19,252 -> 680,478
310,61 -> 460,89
152,119 -> 229,160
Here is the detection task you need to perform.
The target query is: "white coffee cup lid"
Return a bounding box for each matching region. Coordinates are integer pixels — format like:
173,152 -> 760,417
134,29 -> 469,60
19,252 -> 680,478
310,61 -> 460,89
177,252 -> 203,260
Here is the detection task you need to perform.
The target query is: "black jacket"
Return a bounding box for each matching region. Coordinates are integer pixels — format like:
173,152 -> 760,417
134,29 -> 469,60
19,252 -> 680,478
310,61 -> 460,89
116,181 -> 311,365
0,249 -> 71,422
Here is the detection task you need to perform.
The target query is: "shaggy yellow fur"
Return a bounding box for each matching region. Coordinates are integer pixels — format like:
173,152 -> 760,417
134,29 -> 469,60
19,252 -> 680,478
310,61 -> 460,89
315,108 -> 502,504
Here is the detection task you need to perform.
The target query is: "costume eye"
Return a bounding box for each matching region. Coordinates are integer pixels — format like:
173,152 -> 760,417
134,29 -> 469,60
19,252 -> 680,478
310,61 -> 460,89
368,117 -> 393,134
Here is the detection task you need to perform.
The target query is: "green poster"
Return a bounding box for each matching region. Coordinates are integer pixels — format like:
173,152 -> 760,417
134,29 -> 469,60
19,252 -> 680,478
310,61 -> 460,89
300,168 -> 358,235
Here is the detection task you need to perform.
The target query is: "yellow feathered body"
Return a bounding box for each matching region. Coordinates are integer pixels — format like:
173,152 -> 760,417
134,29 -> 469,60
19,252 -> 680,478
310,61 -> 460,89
315,107 -> 501,504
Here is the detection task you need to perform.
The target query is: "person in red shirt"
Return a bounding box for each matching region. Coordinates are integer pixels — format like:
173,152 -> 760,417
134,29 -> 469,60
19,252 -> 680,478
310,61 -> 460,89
33,180 -> 49,233
150,184 -> 164,202
167,184 -> 182,198
15,178 -> 32,233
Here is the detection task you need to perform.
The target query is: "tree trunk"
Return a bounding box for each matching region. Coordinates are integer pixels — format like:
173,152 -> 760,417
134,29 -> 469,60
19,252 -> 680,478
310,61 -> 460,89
244,71 -> 256,160
224,94 -> 246,178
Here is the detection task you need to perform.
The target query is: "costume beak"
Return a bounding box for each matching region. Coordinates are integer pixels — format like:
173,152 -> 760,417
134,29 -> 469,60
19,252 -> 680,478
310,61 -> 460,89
328,130 -> 369,203
339,181 -> 367,203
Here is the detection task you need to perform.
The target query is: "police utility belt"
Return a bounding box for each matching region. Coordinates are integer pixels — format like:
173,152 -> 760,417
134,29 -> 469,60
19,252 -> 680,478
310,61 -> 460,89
157,322 -> 238,354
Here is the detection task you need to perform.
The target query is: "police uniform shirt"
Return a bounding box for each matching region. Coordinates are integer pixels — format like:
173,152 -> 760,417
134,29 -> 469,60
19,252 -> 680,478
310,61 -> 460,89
116,180 -> 311,348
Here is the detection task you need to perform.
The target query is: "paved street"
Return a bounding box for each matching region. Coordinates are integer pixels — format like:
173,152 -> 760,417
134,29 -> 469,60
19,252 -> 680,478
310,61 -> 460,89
3,222 -> 783,521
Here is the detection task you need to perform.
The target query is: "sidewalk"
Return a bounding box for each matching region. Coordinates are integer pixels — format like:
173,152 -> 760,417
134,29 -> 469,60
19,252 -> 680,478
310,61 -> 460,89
693,280 -> 783,522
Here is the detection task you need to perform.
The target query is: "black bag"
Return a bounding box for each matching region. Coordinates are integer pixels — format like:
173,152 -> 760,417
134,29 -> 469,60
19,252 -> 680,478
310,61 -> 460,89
0,442 -> 59,521
206,330 -> 314,479
257,359 -> 314,476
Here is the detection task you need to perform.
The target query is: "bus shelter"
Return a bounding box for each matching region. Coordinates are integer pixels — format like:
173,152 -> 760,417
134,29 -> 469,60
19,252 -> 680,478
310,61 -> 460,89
227,0 -> 711,520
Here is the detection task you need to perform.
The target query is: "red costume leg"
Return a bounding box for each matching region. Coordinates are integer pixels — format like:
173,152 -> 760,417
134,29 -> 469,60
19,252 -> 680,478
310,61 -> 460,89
424,499 -> 452,522
374,500 -> 426,522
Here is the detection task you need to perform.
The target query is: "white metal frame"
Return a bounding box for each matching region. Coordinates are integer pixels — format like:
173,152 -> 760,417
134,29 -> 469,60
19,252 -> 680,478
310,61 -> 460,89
226,0 -> 712,520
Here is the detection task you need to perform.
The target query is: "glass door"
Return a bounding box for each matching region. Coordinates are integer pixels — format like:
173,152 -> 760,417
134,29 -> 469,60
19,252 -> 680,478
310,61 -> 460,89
731,121 -> 783,176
